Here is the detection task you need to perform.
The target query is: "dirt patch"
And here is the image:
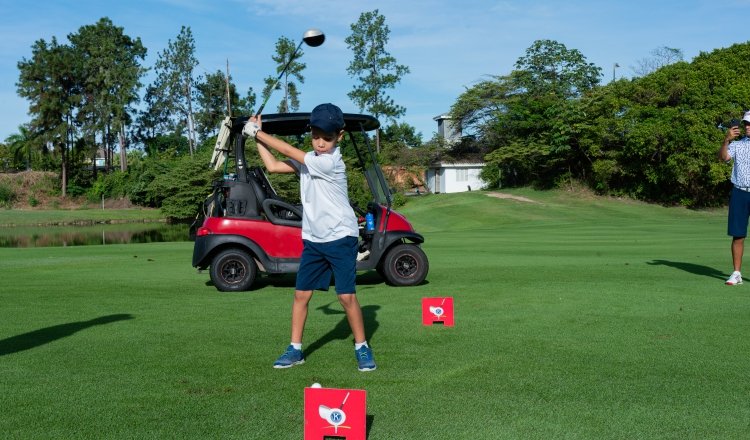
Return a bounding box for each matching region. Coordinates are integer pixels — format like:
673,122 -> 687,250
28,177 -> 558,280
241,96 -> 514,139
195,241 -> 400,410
486,192 -> 540,203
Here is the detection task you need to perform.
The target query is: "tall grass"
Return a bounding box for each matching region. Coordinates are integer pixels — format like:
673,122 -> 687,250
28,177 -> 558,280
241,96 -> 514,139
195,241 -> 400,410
0,190 -> 747,439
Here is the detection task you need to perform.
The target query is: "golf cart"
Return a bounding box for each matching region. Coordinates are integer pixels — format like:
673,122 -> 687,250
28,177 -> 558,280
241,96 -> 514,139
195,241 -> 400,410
191,112 -> 429,291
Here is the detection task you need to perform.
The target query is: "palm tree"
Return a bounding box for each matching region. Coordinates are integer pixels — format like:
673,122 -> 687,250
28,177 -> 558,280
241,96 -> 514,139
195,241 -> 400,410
5,124 -> 37,171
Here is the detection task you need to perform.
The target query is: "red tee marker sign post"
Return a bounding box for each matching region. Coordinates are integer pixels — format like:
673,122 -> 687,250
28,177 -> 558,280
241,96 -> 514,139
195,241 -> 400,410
304,387 -> 366,439
422,297 -> 454,326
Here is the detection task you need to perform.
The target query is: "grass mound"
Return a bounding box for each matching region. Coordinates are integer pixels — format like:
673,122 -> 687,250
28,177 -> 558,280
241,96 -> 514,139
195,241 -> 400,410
0,171 -> 75,209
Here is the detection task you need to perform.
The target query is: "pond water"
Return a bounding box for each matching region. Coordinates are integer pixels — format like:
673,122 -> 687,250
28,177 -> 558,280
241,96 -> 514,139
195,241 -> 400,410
0,223 -> 190,248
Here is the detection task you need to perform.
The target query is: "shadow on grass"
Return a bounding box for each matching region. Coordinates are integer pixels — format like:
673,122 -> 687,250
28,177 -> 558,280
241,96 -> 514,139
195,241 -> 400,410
0,314 -> 134,356
304,303 -> 380,360
647,259 -> 726,280
204,271 -> 387,291
367,414 -> 374,439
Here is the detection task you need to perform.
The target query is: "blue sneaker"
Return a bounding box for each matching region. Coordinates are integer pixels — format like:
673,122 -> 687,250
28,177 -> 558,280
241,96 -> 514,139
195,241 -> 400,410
355,345 -> 376,372
273,345 -> 305,369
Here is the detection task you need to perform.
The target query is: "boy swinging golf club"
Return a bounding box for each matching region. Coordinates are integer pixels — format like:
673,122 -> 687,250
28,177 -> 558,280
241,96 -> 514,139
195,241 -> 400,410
243,104 -> 376,371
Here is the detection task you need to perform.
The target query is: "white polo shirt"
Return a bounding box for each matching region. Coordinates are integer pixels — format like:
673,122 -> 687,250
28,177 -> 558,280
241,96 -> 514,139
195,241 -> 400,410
728,137 -> 750,187
292,147 -> 359,242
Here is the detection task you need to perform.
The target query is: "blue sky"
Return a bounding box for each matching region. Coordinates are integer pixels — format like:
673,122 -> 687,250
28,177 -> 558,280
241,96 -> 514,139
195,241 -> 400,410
1,0 -> 748,142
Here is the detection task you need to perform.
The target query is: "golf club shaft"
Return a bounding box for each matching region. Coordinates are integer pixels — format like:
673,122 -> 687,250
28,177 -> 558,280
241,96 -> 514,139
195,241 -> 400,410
339,392 -> 350,409
255,40 -> 304,116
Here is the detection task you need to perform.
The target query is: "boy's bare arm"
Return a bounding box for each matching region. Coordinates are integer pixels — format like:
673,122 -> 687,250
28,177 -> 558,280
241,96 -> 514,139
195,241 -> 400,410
256,131 -> 308,164
244,115 -> 307,165
256,140 -> 296,173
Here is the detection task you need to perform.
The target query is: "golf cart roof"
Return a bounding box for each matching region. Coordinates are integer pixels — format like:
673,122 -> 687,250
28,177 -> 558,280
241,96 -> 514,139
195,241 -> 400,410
232,113 -> 380,136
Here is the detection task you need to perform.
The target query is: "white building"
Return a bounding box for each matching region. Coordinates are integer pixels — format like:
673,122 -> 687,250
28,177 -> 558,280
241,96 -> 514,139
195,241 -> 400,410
426,114 -> 486,194
426,162 -> 486,194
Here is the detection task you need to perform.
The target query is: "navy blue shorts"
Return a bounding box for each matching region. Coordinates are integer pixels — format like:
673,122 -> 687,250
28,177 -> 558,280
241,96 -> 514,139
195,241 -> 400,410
295,235 -> 358,294
728,186 -> 750,237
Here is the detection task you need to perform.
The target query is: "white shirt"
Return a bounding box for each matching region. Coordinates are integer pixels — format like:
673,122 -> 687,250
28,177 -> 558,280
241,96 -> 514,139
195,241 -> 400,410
292,147 -> 359,242
728,136 -> 750,187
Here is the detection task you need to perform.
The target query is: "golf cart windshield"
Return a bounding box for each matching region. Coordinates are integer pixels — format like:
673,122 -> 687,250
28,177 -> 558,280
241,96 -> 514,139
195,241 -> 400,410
350,130 -> 392,207
236,113 -> 392,207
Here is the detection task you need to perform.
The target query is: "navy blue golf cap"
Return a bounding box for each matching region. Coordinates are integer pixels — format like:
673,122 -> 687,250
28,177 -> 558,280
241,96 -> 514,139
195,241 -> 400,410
309,103 -> 345,133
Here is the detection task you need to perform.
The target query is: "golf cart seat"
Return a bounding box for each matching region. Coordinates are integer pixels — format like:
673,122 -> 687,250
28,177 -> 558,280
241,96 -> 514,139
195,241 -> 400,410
249,166 -> 303,227
262,198 -> 303,227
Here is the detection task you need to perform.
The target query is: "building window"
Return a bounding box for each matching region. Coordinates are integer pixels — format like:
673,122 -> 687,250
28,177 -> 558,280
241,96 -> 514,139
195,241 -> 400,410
456,168 -> 468,182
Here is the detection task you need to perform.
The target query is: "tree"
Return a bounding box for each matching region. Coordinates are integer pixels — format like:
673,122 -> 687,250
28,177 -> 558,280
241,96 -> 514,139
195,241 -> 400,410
17,37 -> 81,196
68,18 -> 147,173
135,84 -> 172,145
581,42 -> 750,207
195,70 -> 234,139
452,40 -> 602,189
262,36 -> 305,113
149,26 -> 199,155
378,122 -> 423,164
236,86 -> 257,116
5,124 -> 38,170
633,46 -> 684,77
345,9 -> 410,123
513,39 -> 602,99
450,75 -> 513,140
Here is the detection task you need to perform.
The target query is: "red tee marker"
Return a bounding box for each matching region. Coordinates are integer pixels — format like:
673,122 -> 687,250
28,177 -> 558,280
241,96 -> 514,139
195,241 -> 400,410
304,386 -> 366,439
422,297 -> 454,326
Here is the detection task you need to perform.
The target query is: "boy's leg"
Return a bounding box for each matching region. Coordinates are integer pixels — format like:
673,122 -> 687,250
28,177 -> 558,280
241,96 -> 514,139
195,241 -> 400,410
291,289 -> 314,343
337,293 -> 366,343
273,290 -> 313,369
328,236 -> 375,370
339,293 -> 376,371
291,239 -> 332,343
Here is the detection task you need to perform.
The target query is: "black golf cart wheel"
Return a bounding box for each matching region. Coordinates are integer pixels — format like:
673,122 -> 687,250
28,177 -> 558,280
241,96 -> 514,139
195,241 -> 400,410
381,243 -> 428,286
210,248 -> 257,292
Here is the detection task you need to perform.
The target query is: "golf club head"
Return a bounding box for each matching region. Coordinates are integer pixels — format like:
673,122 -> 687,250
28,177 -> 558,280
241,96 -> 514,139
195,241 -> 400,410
255,28 -> 325,116
303,28 -> 325,47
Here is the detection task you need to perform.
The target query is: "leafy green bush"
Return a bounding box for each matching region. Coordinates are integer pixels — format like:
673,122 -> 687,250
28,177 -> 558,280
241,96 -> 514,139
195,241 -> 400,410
391,191 -> 407,208
148,150 -> 217,221
127,160 -> 172,207
66,183 -> 87,197
0,183 -> 16,208
88,171 -> 129,201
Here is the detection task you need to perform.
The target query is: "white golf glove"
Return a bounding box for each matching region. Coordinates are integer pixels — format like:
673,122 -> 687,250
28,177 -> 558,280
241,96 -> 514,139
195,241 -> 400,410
242,120 -> 261,138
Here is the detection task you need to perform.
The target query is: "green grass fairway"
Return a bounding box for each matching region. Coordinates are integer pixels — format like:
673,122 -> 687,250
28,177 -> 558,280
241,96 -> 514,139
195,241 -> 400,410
0,207 -> 164,226
1,190 -> 748,439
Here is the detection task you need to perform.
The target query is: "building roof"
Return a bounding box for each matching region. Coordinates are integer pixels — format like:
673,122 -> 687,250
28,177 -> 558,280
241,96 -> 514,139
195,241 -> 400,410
429,161 -> 486,168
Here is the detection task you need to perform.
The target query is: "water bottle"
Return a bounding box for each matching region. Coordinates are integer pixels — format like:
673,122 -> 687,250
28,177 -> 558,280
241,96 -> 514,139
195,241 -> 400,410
365,212 -> 375,233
